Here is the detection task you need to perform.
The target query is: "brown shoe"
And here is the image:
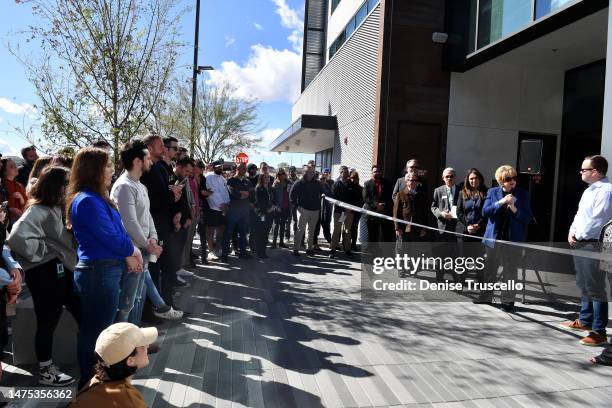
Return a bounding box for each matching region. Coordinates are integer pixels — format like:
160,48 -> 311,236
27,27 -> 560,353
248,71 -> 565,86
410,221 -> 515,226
560,319 -> 591,332
579,332 -> 608,347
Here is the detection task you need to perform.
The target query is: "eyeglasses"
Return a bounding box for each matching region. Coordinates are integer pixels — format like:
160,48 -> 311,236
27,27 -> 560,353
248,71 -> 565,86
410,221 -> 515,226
166,146 -> 178,151
504,176 -> 517,182
444,175 -> 454,179
580,168 -> 594,173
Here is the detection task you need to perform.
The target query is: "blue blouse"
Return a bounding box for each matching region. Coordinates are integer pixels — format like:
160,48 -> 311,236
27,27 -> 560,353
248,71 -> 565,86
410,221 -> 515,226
70,191 -> 134,261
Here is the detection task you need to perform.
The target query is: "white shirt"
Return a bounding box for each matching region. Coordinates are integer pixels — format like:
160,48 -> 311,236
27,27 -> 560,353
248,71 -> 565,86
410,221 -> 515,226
205,173 -> 230,211
570,177 -> 612,240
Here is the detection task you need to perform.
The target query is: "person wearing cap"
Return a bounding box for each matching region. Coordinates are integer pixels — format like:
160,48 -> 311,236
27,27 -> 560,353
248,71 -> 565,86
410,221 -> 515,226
70,323 -> 157,407
205,160 -> 230,260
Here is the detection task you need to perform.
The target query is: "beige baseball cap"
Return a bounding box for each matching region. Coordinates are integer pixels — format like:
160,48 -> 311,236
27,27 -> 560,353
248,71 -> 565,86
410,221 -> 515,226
95,323 -> 158,366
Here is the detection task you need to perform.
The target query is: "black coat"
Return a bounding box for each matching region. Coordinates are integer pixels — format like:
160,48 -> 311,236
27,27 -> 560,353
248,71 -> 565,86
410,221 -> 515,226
140,161 -> 177,233
363,178 -> 394,216
255,186 -> 275,217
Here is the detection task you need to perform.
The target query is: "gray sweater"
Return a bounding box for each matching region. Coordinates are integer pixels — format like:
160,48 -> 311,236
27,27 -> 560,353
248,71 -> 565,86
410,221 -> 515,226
7,205 -> 77,271
110,172 -> 158,249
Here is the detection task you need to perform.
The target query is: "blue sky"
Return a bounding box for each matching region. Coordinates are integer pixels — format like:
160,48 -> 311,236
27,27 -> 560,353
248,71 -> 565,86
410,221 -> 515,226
0,0 -> 311,167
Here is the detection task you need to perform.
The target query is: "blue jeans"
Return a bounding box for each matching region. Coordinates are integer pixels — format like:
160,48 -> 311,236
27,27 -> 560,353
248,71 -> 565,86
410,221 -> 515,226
575,243 -> 608,334
222,210 -> 249,257
73,258 -> 125,385
145,269 -> 166,309
117,254 -> 149,325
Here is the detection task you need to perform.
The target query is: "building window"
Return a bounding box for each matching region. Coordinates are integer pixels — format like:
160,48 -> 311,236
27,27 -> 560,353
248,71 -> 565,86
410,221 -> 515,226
328,0 -> 380,61
477,0 -> 532,49
535,0 -> 576,19
315,148 -> 333,172
470,0 -> 579,52
331,0 -> 342,14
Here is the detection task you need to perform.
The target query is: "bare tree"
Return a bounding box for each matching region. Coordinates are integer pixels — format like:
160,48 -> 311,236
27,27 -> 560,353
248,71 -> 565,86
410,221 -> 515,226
10,0 -> 184,158
151,79 -> 262,163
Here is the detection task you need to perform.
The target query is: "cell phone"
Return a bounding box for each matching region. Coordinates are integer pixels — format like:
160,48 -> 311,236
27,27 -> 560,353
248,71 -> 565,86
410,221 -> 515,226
0,201 -> 8,212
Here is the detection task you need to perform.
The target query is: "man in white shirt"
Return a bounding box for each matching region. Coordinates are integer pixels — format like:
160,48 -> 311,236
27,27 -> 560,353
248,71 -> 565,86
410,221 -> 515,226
205,160 -> 230,259
562,155 -> 612,346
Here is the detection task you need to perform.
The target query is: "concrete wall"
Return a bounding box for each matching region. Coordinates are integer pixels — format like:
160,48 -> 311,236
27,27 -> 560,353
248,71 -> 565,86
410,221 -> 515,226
447,61 -> 565,184
327,0 -> 363,49
292,4 -> 380,179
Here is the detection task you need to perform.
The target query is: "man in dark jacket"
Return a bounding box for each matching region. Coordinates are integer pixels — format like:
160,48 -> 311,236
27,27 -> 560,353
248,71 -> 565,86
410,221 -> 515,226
289,168 -> 323,256
363,165 -> 394,248
141,135 -> 183,308
330,166 -> 357,258
222,163 -> 254,262
16,145 -> 38,186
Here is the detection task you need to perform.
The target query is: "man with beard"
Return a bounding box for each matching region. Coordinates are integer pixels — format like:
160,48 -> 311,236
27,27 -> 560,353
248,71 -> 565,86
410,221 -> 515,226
205,160 -> 230,260
111,139 -> 165,325
222,162 -> 254,262
140,135 -> 183,315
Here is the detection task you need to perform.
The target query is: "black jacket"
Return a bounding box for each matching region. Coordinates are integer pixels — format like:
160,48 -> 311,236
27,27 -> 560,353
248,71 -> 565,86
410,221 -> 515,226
140,161 -> 177,233
227,176 -> 254,215
363,178 -> 394,216
289,178 -> 323,211
255,186 -> 274,217
332,178 -> 359,213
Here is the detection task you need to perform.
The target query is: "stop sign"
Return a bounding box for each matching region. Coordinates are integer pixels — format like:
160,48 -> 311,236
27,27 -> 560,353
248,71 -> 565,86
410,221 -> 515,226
235,152 -> 249,164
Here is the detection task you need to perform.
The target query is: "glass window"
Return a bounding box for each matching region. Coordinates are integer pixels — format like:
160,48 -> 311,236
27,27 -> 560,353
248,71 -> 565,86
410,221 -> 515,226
355,3 -> 368,26
345,17 -> 356,38
331,0 -> 342,14
367,0 -> 379,12
535,0 -> 575,19
477,0 -> 532,49
336,31 -> 346,49
329,42 -> 337,59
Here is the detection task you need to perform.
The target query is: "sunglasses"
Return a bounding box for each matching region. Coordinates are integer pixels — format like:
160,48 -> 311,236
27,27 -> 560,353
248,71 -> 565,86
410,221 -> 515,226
504,176 -> 517,182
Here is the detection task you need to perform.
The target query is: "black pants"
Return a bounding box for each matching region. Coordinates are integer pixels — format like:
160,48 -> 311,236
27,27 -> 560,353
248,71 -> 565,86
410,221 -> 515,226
25,259 -> 81,363
153,227 -> 182,306
197,217 -> 207,260
273,207 -> 290,244
286,204 -> 298,240
350,212 -> 361,248
248,210 -> 258,250
255,214 -> 273,257
434,232 -> 459,283
314,215 -> 332,245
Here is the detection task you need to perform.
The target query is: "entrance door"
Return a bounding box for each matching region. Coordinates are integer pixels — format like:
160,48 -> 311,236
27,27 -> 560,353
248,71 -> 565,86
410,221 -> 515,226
516,132 -> 557,242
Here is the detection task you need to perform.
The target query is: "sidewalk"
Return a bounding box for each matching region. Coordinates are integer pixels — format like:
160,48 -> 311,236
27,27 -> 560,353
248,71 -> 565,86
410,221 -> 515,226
4,244 -> 612,407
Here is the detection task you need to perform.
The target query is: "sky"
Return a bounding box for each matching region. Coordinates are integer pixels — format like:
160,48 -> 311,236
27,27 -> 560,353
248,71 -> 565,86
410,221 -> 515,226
0,0 -> 312,167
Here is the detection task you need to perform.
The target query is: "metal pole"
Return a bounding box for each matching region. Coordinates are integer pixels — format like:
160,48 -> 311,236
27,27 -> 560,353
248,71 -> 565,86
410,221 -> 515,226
190,0 -> 201,157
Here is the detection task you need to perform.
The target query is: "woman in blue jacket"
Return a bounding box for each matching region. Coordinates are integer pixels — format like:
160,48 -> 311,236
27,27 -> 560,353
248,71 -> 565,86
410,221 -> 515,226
66,147 -> 143,387
474,165 -> 532,312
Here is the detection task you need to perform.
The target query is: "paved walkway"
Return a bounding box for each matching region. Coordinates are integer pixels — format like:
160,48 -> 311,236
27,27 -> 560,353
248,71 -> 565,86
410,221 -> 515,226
4,242 -> 612,407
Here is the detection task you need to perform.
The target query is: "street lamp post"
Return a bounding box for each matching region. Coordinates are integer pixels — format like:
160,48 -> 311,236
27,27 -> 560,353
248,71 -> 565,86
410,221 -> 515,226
190,0 -> 213,157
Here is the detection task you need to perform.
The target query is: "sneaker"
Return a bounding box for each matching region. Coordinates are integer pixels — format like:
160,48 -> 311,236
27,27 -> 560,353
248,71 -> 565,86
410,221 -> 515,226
177,269 -> 194,278
500,302 -> 515,313
39,364 -> 75,387
560,319 -> 592,332
207,252 -> 220,261
154,306 -> 184,320
580,332 -> 608,347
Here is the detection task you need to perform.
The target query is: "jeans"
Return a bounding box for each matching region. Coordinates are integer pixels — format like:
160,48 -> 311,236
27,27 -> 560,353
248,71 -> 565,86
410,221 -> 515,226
145,269 -> 166,309
116,254 -> 149,325
273,207 -> 290,244
73,258 -> 125,385
223,210 -> 249,257
25,259 -> 80,363
574,242 -> 608,334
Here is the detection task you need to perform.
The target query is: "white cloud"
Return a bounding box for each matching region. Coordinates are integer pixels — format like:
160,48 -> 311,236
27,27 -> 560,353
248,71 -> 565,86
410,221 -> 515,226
272,0 -> 303,52
254,22 -> 264,31
0,97 -> 35,116
0,137 -> 22,157
247,127 -> 285,155
225,35 -> 236,47
207,44 -> 301,103
272,0 -> 302,31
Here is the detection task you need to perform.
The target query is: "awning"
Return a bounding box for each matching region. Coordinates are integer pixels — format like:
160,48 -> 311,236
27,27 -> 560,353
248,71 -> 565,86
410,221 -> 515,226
269,114 -> 337,153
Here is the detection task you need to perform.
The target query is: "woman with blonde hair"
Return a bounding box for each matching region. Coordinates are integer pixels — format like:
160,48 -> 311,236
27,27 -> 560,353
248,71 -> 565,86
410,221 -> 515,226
474,165 -> 532,312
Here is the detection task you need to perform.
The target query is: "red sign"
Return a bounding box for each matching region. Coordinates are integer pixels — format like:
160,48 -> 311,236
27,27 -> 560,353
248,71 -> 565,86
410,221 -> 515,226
235,152 -> 249,164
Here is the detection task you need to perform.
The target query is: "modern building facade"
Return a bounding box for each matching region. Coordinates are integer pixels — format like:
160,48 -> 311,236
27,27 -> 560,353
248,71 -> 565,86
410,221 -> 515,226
270,0 -> 611,242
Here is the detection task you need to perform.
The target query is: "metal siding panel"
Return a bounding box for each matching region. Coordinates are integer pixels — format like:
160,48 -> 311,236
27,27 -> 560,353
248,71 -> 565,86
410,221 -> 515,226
293,5 -> 380,178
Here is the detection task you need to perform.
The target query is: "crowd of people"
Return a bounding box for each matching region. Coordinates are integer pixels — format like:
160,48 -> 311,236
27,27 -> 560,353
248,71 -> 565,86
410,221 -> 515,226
0,139 -> 608,406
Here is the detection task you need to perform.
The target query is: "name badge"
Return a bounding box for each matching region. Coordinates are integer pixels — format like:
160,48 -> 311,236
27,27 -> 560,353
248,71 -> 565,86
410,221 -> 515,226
57,263 -> 65,278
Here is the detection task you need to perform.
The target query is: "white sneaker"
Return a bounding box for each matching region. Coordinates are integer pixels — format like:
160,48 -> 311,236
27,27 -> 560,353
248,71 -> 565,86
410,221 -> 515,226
208,252 -> 220,261
177,269 -> 194,278
39,364 -> 75,387
154,306 -> 184,320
